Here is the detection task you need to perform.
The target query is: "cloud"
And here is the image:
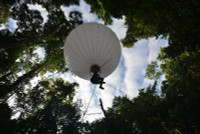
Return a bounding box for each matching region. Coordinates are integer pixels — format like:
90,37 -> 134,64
108,17 -> 126,39
121,40 -> 150,97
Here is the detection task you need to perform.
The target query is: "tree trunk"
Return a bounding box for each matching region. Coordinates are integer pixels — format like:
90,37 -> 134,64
1,62 -> 45,104
99,99 -> 115,134
0,39 -> 45,49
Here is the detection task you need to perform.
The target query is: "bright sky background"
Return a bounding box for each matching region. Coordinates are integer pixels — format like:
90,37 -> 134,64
9,0 -> 168,122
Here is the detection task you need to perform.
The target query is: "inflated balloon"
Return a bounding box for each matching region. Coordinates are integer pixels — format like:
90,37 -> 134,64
64,23 -> 121,87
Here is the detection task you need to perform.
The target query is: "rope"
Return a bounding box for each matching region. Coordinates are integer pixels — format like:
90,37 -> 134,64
86,112 -> 102,115
106,83 -> 133,99
82,86 -> 96,118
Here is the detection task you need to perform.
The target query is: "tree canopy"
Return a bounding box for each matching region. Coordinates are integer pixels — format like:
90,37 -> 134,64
83,1 -> 200,133
1,0 -> 200,133
0,0 -> 84,133
88,49 -> 200,133
0,0 -> 83,101
85,0 -> 200,57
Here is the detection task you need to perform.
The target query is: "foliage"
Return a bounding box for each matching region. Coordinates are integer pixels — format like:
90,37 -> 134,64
145,61 -> 162,80
89,83 -> 169,134
0,1 -> 11,26
0,103 -> 16,133
91,49 -> 200,134
159,50 -> 200,134
91,52 -> 200,133
1,0 -> 200,133
85,0 -> 200,57
13,78 -> 80,134
77,1 -> 200,132
0,1 -> 84,133
0,0 -> 83,102
0,78 -> 81,134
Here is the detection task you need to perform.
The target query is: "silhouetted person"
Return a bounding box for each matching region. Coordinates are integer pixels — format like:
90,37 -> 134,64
90,73 -> 105,89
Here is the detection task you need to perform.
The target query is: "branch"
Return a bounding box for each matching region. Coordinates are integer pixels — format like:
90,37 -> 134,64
99,98 -> 107,118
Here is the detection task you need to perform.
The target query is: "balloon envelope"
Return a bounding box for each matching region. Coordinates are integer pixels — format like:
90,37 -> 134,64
64,23 -> 121,80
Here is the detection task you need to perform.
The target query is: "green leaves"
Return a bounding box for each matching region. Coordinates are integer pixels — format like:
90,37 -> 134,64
13,78 -> 81,134
0,1 -> 84,133
145,61 -> 162,80
85,0 -> 200,58
0,0 -> 83,102
121,33 -> 137,48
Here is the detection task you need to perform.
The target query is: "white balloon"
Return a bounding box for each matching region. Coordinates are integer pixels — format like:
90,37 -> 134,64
64,23 -> 121,80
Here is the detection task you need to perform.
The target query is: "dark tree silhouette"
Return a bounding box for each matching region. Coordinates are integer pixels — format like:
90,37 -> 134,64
0,0 -> 83,103
85,0 -> 200,57
0,1 -> 83,133
1,0 -> 200,134
13,78 -> 81,134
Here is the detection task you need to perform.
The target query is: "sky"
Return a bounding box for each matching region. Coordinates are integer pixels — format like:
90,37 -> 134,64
9,0 -> 168,122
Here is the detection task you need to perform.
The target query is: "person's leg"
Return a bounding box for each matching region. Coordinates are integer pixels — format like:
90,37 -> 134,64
99,78 -> 105,89
99,78 -> 105,83
99,84 -> 104,89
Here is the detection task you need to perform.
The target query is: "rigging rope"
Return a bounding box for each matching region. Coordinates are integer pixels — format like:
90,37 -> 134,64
82,86 -> 96,118
106,83 -> 133,99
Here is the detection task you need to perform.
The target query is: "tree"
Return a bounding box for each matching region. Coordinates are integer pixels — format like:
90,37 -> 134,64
0,1 -> 83,49
145,61 -> 162,80
146,49 -> 200,133
0,2 -> 11,26
88,82 -> 171,134
85,0 -> 200,57
13,78 -> 81,134
159,50 -> 200,134
88,49 -> 200,134
0,0 -> 83,102
0,2 -> 84,133
0,103 -> 17,133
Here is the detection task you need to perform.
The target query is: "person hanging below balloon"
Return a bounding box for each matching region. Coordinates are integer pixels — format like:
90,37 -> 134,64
90,64 -> 105,89
90,73 -> 105,89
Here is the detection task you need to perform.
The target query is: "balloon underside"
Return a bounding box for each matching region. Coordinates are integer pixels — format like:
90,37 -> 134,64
64,23 -> 121,80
